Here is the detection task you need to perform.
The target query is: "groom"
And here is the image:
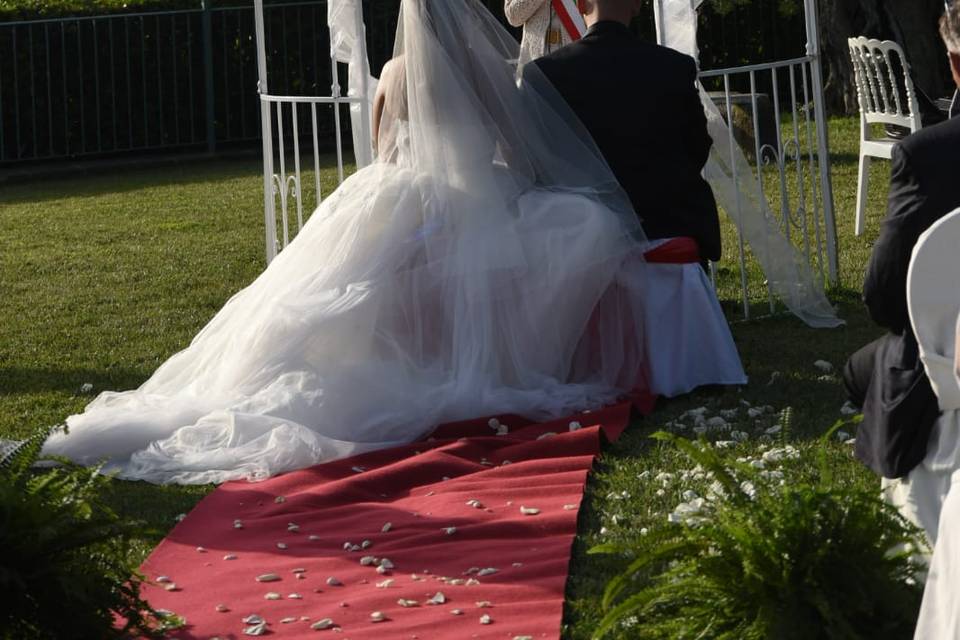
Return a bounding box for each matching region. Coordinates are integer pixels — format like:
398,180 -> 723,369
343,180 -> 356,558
532,0 -> 722,262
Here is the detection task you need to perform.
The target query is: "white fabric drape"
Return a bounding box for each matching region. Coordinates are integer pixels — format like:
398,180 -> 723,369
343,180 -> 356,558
895,209 -> 960,638
658,0 -> 842,328
328,0 -> 377,167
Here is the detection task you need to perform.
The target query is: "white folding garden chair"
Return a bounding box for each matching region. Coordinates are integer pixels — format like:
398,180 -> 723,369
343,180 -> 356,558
847,37 -> 922,236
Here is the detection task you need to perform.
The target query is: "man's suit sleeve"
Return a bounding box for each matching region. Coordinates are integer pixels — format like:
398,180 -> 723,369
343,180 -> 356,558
676,56 -> 721,262
863,143 -> 928,333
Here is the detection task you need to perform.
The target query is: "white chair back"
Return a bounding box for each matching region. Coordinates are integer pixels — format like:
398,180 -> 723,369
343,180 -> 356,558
847,37 -> 922,133
907,208 -> 960,410
956,313 -> 960,385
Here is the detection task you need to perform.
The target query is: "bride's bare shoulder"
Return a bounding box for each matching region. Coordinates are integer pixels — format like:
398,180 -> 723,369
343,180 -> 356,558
380,56 -> 405,87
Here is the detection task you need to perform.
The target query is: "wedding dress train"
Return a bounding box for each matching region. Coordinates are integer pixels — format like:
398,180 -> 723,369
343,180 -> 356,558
41,0 -> 745,484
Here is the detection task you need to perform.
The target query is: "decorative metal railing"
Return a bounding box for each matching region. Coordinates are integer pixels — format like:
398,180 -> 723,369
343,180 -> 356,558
656,0 -> 839,322
698,54 -> 838,319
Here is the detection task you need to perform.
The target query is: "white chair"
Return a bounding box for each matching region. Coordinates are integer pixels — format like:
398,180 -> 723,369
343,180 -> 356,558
847,37 -> 922,236
903,208 -> 960,637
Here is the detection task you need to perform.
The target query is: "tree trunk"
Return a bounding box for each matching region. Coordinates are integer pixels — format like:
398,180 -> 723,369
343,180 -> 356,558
819,0 -> 952,114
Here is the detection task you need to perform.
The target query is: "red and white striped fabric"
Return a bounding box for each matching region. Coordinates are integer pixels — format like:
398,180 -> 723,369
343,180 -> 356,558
550,0 -> 587,41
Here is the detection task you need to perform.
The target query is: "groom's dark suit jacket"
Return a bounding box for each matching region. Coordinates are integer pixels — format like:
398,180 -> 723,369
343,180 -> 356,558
846,115 -> 960,478
533,21 -> 722,261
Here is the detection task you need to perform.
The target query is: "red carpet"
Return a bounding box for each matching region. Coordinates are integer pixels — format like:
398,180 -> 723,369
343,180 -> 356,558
138,404 -> 630,639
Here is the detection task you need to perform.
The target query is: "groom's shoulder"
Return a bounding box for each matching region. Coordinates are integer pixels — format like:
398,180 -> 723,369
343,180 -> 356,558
636,40 -> 698,75
536,36 -> 696,78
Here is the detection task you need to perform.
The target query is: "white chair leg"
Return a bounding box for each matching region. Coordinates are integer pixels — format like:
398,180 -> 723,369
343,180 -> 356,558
855,152 -> 871,236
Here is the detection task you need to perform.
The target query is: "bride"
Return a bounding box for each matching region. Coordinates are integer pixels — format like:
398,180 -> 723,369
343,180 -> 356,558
41,0 -> 741,484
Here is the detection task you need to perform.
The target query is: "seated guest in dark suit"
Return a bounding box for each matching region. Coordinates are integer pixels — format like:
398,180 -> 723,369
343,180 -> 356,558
844,1 -> 960,484
531,0 -> 722,263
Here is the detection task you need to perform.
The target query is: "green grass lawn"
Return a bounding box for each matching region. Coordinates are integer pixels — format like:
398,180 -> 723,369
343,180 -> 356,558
0,117 -> 895,637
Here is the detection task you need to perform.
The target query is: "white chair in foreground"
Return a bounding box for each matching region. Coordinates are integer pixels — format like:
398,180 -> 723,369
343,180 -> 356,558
903,208 -> 960,638
847,37 -> 922,236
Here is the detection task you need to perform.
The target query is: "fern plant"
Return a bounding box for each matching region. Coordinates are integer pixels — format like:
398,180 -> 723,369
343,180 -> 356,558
0,426 -> 179,639
590,423 -> 925,640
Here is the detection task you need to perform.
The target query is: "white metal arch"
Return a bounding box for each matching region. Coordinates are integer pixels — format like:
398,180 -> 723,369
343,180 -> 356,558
253,0 -> 374,265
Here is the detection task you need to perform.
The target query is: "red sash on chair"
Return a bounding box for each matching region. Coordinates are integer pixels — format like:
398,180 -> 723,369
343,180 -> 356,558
551,0 -> 588,41
642,236 -> 701,264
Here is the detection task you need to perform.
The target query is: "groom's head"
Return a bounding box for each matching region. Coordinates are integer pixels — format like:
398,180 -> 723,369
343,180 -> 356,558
581,0 -> 643,28
943,0 -> 960,89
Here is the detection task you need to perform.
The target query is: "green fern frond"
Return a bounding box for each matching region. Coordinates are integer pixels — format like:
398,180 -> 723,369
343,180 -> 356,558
590,430 -> 925,639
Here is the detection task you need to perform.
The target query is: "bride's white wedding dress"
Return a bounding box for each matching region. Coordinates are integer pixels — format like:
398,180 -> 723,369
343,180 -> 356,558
41,0 -> 744,484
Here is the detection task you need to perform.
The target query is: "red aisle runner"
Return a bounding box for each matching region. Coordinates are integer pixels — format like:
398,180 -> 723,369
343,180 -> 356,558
138,404 -> 631,639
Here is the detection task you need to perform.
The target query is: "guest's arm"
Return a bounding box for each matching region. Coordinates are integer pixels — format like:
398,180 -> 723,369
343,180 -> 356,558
504,0 -> 545,27
863,143 -> 928,333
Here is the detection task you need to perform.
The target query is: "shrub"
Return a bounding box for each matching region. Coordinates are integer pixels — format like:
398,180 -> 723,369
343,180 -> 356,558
589,424 -> 925,640
0,426 -> 180,639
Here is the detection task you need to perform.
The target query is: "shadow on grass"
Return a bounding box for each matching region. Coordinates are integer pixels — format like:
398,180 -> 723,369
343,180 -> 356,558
828,151 -> 864,166
0,366 -> 149,395
0,156 -> 268,206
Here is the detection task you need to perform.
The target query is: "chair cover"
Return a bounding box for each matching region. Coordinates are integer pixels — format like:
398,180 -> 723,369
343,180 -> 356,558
894,208 -> 960,638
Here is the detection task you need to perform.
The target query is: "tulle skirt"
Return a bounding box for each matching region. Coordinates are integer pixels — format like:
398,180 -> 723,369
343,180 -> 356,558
43,163 -> 659,484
